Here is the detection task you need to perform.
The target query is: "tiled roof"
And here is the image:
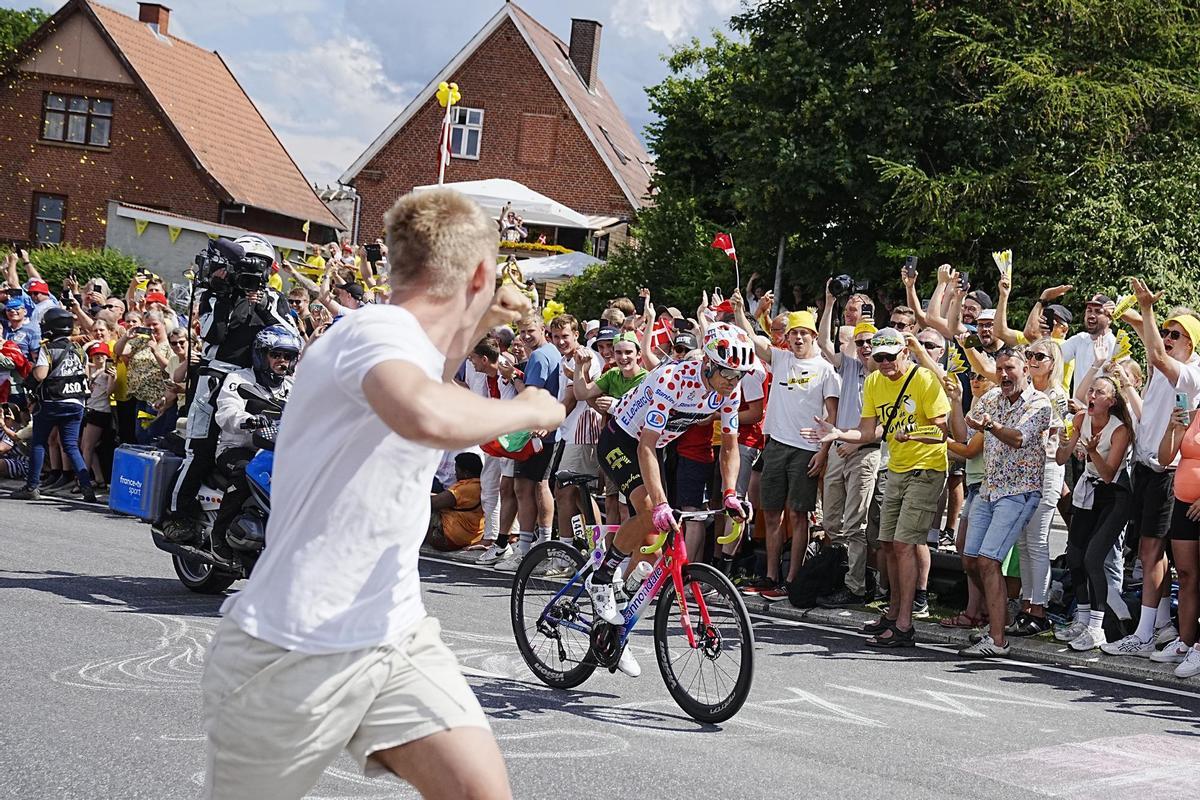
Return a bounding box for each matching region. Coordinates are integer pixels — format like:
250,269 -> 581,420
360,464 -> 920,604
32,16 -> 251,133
506,3 -> 654,209
83,1 -> 342,229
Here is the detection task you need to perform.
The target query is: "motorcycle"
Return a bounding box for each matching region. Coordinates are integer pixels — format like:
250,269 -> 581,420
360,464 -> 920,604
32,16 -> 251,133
150,384 -> 282,594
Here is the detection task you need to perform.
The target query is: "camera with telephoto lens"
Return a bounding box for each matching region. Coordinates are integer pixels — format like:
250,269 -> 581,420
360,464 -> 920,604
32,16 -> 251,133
829,274 -> 870,297
193,238 -> 245,292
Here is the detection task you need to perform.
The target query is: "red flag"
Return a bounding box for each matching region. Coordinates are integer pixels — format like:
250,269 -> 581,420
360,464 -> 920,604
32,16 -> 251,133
711,232 -> 737,260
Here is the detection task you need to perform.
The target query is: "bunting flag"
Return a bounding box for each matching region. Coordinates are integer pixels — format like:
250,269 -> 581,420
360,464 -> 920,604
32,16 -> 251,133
134,218 -> 149,237
991,249 -> 1012,280
281,248 -> 292,262
167,225 -> 182,244
1112,294 -> 1138,320
301,220 -> 310,235
207,232 -> 220,240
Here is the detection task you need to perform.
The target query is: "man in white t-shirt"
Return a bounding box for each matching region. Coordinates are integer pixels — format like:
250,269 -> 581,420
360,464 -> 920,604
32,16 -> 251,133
200,188 -> 564,800
1056,293 -> 1117,393
734,295 -> 840,600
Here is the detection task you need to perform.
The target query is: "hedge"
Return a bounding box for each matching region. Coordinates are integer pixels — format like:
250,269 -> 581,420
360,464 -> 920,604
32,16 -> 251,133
2,244 -> 141,294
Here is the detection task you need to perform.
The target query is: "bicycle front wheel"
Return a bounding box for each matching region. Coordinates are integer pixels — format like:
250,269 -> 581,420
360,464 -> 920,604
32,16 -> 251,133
510,540 -> 597,689
653,562 -> 755,723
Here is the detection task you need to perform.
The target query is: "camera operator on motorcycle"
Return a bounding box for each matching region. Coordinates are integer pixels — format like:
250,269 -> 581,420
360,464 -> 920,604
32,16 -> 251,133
206,325 -> 300,566
160,234 -> 297,543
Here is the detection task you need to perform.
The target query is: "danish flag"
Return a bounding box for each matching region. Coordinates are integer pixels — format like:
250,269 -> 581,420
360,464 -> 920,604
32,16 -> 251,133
711,232 -> 737,259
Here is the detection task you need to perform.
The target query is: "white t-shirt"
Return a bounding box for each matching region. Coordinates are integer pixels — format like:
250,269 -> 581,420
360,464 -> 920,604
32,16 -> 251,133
765,350 -> 841,450
558,351 -> 602,444
1134,354 -> 1200,470
1059,330 -> 1116,391
222,305 -> 445,653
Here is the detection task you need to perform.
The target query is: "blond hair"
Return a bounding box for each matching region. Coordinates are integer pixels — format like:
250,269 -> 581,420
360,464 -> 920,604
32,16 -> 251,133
383,188 -> 499,298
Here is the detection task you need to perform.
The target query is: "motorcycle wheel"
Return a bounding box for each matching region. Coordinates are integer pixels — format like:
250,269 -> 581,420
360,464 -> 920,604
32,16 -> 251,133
172,553 -> 236,594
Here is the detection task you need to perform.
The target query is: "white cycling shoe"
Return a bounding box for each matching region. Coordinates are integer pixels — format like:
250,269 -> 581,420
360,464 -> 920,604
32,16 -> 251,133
616,647 -> 641,678
586,574 -> 625,626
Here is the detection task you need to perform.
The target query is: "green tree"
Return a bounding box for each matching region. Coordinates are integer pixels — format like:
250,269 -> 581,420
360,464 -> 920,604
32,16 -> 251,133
0,7 -> 48,59
562,0 -> 1200,319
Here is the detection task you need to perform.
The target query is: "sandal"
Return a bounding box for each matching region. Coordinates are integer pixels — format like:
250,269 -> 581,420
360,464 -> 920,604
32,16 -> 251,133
861,615 -> 892,635
939,612 -> 984,629
866,623 -> 916,648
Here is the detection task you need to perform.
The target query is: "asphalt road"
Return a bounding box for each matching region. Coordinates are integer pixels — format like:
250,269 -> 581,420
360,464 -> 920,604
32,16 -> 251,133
4,489 -> 1200,800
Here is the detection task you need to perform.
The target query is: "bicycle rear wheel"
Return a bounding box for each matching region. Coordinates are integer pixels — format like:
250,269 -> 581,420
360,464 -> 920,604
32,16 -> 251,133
510,540 -> 597,689
653,563 -> 754,723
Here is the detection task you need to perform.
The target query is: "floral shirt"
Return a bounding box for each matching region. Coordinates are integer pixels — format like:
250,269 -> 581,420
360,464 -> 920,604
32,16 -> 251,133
978,385 -> 1052,501
125,337 -> 172,404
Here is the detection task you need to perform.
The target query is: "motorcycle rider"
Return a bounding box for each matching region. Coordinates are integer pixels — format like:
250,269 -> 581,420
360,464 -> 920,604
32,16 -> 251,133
206,325 -> 300,565
10,307 -> 97,503
161,234 -> 296,542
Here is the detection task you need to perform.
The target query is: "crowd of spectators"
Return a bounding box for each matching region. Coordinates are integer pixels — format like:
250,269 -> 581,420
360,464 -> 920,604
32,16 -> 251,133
6,233 -> 1200,681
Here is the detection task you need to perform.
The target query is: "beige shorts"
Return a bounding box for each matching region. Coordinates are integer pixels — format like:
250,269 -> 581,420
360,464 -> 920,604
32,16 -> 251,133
557,442 -> 599,478
878,467 -> 946,545
201,615 -> 489,799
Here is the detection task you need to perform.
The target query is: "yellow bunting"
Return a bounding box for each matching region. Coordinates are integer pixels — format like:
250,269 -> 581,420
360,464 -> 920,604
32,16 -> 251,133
134,219 -> 149,236
991,249 -> 1012,280
167,225 -> 182,244
280,248 -> 292,261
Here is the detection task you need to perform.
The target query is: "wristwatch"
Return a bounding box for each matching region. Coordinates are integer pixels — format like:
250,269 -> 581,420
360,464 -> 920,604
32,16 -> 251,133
984,420 -> 995,433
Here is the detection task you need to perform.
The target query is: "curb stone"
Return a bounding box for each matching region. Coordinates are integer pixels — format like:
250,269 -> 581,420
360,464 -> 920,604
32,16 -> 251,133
422,545 -> 1200,695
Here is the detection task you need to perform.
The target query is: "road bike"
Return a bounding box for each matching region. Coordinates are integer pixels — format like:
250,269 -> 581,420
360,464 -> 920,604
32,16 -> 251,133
510,471 -> 755,723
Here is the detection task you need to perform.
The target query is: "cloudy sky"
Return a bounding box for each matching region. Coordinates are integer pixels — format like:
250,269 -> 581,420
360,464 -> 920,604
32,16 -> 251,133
11,0 -> 740,186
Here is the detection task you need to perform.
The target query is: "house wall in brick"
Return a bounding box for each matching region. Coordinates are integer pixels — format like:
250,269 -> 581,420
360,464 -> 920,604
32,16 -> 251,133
352,17 -> 634,241
0,70 -> 221,248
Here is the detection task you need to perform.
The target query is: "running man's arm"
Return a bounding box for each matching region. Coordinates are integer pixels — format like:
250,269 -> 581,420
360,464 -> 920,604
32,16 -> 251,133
363,361 -> 563,450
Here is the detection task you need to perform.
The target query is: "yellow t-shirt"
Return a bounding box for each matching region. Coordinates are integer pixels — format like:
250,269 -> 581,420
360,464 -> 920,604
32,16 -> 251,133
862,365 -> 950,473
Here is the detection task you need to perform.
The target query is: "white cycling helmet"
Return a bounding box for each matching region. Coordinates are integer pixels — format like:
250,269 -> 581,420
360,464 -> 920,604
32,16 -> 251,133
233,234 -> 276,268
702,323 -> 757,372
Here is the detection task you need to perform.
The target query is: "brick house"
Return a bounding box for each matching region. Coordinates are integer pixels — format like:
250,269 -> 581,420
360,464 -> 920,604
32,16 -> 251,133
340,1 -> 653,256
0,0 -> 342,250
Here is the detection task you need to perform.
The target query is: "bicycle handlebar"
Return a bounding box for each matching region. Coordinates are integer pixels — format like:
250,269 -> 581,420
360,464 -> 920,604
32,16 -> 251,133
639,506 -> 752,555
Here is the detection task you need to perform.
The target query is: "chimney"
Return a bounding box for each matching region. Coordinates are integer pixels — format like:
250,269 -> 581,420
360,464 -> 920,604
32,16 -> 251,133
138,3 -> 171,36
568,19 -> 602,90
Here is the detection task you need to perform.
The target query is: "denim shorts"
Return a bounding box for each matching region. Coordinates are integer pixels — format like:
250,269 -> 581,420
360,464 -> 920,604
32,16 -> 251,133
964,491 -> 1042,561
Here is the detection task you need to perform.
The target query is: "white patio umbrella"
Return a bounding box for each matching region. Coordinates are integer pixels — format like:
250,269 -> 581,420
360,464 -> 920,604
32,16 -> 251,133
515,251 -> 604,281
412,178 -> 589,229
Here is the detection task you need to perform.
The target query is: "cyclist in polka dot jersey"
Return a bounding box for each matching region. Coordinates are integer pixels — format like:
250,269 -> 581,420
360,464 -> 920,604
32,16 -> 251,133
588,322 -> 757,632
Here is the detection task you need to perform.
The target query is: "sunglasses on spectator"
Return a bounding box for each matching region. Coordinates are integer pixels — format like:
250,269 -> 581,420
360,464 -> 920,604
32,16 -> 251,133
1160,328 -> 1189,341
1029,352 -> 1052,362
872,353 -> 898,363
673,345 -> 690,354
920,341 -> 943,350
288,298 -> 305,306
102,303 -> 120,310
268,349 -> 298,361
854,338 -> 873,348
714,366 -> 743,381
891,321 -> 911,331
169,338 -> 187,346
969,372 -> 987,381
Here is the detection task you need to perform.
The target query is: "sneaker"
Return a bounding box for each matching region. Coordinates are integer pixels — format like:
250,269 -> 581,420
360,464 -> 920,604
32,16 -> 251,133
912,598 -> 931,619
938,529 -> 956,550
80,487 -> 99,504
10,486 -> 40,500
817,588 -> 867,609
539,553 -> 577,579
740,576 -> 775,596
586,575 -> 624,626
958,634 -> 1010,658
1100,633 -> 1155,658
1151,637 -> 1191,664
872,585 -> 890,603
616,646 -> 641,678
1055,620 -> 1088,643
1174,646 -> 1200,679
1070,626 -> 1107,651
1007,613 -> 1052,637
1155,623 -> 1180,647
493,552 -> 525,573
476,543 -> 510,565
760,584 -> 789,602
43,473 -> 72,492
1006,599 -> 1022,626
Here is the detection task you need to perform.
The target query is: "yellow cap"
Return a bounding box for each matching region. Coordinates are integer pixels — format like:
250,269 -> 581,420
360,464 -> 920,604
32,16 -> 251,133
785,310 -> 818,334
1165,315 -> 1200,347
853,321 -> 878,338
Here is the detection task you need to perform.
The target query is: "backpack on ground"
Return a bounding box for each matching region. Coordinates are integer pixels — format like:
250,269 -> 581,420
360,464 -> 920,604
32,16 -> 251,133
787,543 -> 848,609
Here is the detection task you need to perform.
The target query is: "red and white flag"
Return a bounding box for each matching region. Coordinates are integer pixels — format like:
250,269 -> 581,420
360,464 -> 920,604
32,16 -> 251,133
437,114 -> 452,181
711,232 -> 737,260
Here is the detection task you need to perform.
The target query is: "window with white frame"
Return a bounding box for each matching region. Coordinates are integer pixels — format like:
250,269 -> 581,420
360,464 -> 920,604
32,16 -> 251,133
450,107 -> 484,159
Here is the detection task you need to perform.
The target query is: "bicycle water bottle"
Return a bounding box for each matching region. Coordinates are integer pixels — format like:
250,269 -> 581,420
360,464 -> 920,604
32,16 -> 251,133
623,561 -> 653,594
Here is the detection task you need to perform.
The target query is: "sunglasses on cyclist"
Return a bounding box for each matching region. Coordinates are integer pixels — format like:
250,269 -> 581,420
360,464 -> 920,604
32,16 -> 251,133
1160,327 -> 1189,341
714,366 -> 743,381
872,353 -> 898,363
268,349 -> 298,361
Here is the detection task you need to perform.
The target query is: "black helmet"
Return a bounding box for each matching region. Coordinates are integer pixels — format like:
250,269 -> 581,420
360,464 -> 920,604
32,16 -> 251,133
42,307 -> 75,339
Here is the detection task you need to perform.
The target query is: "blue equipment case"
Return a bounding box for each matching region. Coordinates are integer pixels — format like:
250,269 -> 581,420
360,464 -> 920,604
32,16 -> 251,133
108,445 -> 182,522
